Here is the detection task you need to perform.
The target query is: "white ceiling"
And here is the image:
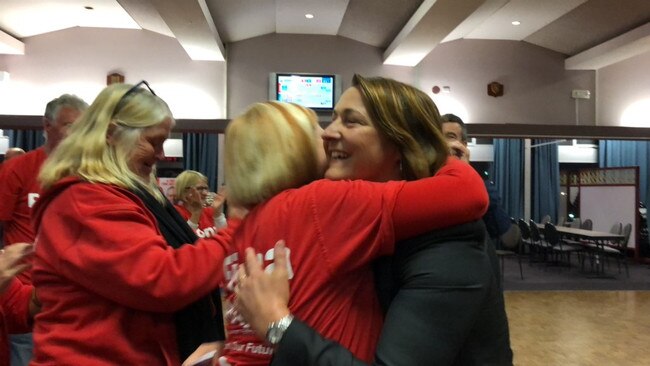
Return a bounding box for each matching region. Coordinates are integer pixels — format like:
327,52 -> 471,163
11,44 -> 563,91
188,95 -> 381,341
0,0 -> 649,68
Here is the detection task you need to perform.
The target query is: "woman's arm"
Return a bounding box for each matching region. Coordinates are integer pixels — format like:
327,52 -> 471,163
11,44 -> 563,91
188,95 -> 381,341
392,157 -> 488,241
43,186 -> 238,313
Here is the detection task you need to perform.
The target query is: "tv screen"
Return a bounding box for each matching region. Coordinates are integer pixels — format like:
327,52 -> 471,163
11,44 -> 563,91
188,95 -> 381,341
270,73 -> 340,111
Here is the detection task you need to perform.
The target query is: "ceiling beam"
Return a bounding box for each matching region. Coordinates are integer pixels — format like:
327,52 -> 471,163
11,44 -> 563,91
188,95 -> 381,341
383,0 -> 486,66
0,29 -> 24,55
565,22 -> 650,70
148,0 -> 225,61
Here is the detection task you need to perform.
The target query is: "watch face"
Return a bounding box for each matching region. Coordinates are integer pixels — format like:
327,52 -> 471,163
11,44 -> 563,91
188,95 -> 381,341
267,327 -> 282,344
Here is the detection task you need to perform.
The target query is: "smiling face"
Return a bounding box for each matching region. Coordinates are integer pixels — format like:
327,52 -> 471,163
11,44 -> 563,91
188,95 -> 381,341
128,117 -> 172,181
322,87 -> 401,182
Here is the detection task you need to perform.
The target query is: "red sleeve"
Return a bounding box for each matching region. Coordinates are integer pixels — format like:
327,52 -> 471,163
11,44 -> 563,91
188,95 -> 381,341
45,187 -> 235,313
0,279 -> 32,334
0,159 -> 22,221
392,157 -> 489,241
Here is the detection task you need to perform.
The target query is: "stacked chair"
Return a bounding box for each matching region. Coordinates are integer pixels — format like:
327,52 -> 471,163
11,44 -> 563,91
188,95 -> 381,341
584,223 -> 631,277
544,222 -> 581,268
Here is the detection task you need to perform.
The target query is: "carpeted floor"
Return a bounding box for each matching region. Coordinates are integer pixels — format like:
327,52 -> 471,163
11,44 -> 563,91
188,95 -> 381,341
501,255 -> 650,291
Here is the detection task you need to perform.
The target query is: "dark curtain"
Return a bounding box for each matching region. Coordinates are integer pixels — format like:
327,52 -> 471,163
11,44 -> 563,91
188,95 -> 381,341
492,138 -> 524,219
6,129 -> 45,151
599,140 -> 649,206
531,139 -> 560,223
182,133 -> 218,190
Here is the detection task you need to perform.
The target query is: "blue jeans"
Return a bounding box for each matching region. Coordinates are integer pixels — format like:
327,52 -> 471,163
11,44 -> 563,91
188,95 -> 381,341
10,333 -> 33,366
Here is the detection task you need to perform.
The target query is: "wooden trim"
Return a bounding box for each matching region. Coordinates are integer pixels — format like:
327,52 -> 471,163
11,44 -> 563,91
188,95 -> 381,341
1,115 -> 649,139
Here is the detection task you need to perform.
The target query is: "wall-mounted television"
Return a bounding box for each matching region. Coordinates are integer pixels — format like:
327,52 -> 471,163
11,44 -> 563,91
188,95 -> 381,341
269,73 -> 341,111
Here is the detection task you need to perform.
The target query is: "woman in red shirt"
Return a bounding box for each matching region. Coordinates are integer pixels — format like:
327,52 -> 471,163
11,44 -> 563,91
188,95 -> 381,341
174,170 -> 227,239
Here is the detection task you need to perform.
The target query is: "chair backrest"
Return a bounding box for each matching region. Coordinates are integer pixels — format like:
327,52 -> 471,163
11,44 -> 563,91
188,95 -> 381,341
500,223 -> 521,250
529,219 -> 542,242
541,214 -> 552,224
621,223 -> 632,247
544,222 -> 560,245
517,219 -> 531,240
610,222 -> 623,235
581,219 -> 593,230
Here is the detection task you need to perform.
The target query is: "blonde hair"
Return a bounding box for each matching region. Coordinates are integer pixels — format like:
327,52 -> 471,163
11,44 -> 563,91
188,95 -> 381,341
39,83 -> 173,202
225,101 -> 320,206
175,170 -> 207,202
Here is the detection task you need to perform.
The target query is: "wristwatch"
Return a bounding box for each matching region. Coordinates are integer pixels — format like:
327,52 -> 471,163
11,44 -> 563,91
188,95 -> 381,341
265,314 -> 294,345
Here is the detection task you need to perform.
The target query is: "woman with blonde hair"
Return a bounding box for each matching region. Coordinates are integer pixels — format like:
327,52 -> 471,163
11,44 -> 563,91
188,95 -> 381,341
174,170 -> 227,238
32,81 -> 233,366
218,94 -> 489,365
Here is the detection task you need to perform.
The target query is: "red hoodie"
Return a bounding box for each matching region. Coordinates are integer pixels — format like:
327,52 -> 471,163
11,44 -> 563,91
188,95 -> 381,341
31,177 -> 236,366
0,280 -> 31,366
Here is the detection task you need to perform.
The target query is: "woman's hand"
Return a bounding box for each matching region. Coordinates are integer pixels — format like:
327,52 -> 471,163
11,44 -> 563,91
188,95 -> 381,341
235,240 -> 291,339
210,187 -> 227,214
181,341 -> 223,366
0,243 -> 33,294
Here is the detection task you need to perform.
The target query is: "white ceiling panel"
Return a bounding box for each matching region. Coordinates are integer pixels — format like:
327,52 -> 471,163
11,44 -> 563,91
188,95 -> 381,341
0,0 -> 139,38
465,0 -> 587,41
276,0 -> 349,35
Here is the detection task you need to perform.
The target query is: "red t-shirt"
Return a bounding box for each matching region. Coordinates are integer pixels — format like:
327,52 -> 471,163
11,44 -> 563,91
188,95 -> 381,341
0,147 -> 47,284
174,204 -> 219,238
220,158 -> 488,365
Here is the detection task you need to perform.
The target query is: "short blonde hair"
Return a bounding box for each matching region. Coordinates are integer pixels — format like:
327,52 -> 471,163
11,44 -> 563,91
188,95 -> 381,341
175,170 -> 207,202
225,101 -> 320,206
39,82 -> 174,202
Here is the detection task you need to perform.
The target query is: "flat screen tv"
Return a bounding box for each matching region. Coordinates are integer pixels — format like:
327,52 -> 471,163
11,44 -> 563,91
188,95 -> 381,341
270,73 -> 341,111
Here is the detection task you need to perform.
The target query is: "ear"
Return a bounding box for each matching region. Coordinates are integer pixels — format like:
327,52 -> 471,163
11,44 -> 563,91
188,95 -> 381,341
106,122 -> 117,145
43,117 -> 52,131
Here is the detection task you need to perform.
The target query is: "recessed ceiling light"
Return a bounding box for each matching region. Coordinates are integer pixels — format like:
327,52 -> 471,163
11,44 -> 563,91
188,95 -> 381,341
511,20 -> 521,26
305,14 -> 314,19
84,6 -> 94,10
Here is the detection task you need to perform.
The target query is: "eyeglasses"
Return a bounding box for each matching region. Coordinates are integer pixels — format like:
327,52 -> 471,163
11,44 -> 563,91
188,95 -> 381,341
185,185 -> 209,192
113,80 -> 157,117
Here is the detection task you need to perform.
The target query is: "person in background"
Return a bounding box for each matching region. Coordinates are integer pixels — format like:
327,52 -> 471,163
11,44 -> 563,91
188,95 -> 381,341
30,81 -> 238,366
2,148 -> 25,163
174,170 -> 227,238
165,186 -> 178,204
0,94 -> 88,366
231,76 -> 512,366
441,113 -> 511,244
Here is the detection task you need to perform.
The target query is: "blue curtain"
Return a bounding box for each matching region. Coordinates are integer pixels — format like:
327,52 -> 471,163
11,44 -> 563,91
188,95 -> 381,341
492,139 -> 524,219
5,129 -> 44,151
599,140 -> 650,206
182,133 -> 219,190
531,139 -> 560,223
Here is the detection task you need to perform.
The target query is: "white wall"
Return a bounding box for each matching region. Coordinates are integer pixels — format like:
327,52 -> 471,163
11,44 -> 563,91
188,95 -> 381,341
0,27 -> 226,119
597,51 -> 650,127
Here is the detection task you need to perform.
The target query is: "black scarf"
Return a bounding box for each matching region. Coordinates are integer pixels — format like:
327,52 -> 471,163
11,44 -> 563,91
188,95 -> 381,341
133,187 -> 225,361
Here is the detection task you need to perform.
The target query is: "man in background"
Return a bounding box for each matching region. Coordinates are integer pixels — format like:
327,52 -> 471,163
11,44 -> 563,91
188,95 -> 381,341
441,113 -> 512,241
0,94 -> 88,366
